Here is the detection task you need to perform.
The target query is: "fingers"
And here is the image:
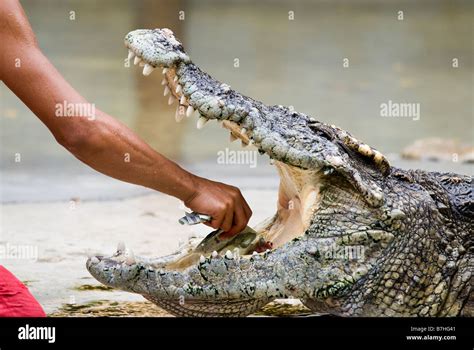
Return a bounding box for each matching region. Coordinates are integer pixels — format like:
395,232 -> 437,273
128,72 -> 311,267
242,198 -> 252,220
209,211 -> 225,230
236,188 -> 252,226
235,187 -> 252,219
207,197 -> 233,231
184,179 -> 253,237
221,190 -> 252,238
221,205 -> 247,238
220,201 -> 234,232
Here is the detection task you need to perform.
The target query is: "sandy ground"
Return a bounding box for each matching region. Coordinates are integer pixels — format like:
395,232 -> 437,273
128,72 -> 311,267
0,189 -> 279,316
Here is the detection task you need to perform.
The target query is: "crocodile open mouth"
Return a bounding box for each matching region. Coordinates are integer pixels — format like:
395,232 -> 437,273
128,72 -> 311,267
123,44 -> 323,270
85,28 -> 472,318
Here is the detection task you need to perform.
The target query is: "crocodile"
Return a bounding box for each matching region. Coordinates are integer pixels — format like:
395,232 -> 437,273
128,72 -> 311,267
87,28 -> 473,317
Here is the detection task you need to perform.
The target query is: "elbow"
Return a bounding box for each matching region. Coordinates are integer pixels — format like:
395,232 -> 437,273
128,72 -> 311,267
53,114 -> 111,158
54,123 -> 102,157
55,130 -> 88,155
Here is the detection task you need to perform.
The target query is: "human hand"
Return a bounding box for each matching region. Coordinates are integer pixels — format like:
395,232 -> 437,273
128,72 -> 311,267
184,177 -> 252,238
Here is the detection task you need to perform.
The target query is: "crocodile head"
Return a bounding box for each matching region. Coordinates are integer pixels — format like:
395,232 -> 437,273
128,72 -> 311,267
87,29 -> 472,317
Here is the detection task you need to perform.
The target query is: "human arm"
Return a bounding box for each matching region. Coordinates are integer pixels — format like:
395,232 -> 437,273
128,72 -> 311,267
0,0 -> 251,235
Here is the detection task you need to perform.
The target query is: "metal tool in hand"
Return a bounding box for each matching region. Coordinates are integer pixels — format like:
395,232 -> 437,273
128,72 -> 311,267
178,211 -> 212,225
178,212 -> 263,254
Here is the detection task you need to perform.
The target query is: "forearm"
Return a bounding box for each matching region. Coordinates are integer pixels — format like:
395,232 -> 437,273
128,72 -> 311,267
0,0 -> 252,233
67,109 -> 199,201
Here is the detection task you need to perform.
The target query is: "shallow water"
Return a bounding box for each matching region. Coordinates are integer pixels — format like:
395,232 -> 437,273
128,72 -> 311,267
1,0 -> 472,202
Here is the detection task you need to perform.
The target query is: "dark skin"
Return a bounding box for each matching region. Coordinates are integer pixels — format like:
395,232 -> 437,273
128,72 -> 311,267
0,0 -> 252,237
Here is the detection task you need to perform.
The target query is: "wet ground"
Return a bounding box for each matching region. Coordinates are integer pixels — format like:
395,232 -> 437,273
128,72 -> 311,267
48,295 -> 311,317
49,300 -> 170,317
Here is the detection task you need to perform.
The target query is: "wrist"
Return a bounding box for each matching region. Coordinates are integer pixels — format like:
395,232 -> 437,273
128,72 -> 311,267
174,169 -> 201,204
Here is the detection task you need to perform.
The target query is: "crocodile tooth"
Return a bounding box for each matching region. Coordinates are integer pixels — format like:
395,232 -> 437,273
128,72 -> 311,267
175,85 -> 182,94
358,144 -> 373,156
163,86 -> 170,96
168,95 -> 175,105
252,251 -> 259,256
117,241 -> 125,253
225,250 -> 233,259
125,250 -> 135,265
161,78 -> 167,86
197,117 -> 208,129
142,64 -> 155,76
230,133 -> 237,142
162,68 -> 168,74
270,158 -> 275,165
133,56 -> 141,65
173,76 -> 178,82
175,107 -> 185,122
373,150 -> 384,163
211,251 -> 218,258
180,95 -> 187,105
127,50 -> 135,61
249,139 -> 254,145
241,128 -> 247,136
186,105 -> 194,117
199,255 -> 206,264
233,248 -> 240,259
